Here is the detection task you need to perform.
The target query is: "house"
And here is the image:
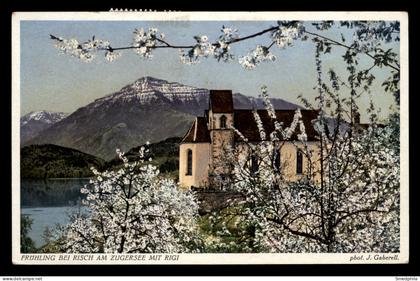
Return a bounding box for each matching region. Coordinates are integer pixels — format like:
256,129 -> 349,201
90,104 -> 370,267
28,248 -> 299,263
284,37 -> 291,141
179,90 -> 321,189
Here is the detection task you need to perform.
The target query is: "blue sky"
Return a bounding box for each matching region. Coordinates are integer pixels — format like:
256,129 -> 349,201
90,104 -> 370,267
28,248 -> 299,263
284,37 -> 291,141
20,20 -> 399,120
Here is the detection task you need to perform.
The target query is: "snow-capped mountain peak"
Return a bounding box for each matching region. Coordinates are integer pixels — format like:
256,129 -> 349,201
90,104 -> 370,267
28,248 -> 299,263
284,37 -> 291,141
20,110 -> 69,144
95,76 -> 209,106
23,76 -> 301,157
21,110 -> 68,126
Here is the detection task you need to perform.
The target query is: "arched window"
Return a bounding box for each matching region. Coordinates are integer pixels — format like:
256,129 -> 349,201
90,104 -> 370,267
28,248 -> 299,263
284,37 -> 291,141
250,154 -> 259,175
273,150 -> 281,173
296,149 -> 303,175
186,149 -> 193,175
220,115 -> 227,128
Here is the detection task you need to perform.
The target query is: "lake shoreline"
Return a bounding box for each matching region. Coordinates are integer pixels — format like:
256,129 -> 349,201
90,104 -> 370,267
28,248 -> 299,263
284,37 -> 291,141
20,178 -> 91,247
21,206 -> 88,248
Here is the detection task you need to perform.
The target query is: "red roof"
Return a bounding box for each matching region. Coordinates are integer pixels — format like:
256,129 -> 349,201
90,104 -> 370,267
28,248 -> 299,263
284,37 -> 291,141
209,90 -> 234,113
181,117 -> 211,143
181,109 -> 320,144
181,89 -> 319,144
233,109 -> 319,142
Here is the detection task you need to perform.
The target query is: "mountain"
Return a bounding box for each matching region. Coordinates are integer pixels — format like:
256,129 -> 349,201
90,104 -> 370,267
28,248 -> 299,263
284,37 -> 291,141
20,111 -> 68,144
21,144 -> 105,179
232,93 -> 300,110
25,77 -> 301,160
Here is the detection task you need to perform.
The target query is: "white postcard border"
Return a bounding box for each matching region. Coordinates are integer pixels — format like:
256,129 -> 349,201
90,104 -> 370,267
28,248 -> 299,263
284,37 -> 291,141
11,11 -> 409,265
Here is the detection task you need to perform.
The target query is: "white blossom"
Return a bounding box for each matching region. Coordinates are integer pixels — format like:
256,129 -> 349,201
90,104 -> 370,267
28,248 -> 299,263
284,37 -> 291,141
214,26 -> 239,62
239,45 -> 276,70
253,110 -> 266,141
179,49 -> 199,65
105,50 -> 121,62
179,34 -> 215,64
53,36 -> 111,63
64,148 -> 200,253
223,87 -> 399,253
271,22 -> 304,48
297,119 -> 307,142
132,28 -> 163,59
283,109 -> 302,139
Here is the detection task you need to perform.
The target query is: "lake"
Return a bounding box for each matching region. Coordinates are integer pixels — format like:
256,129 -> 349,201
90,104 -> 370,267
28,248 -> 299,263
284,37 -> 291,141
21,178 -> 90,248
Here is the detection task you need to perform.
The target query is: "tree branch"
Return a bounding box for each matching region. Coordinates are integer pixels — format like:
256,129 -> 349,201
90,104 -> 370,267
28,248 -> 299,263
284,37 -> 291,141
304,30 -> 400,72
51,23 -> 401,74
333,208 -> 386,228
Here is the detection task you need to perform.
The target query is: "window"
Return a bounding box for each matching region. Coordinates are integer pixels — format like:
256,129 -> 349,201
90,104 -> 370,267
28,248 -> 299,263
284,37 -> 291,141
273,150 -> 281,173
219,174 -> 229,191
296,149 -> 303,174
220,115 -> 227,128
186,149 -> 192,175
250,155 -> 259,174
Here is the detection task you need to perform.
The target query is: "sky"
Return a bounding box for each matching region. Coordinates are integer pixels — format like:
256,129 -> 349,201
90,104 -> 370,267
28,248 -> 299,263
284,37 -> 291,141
20,20 -> 399,121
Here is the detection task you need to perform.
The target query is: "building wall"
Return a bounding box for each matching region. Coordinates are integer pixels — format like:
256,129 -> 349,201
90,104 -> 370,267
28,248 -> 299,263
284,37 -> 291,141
210,130 -> 234,174
279,141 -> 322,183
180,106 -> 323,188
205,111 -> 235,188
208,112 -> 234,130
179,143 -> 210,188
234,141 -> 322,183
179,140 -> 322,189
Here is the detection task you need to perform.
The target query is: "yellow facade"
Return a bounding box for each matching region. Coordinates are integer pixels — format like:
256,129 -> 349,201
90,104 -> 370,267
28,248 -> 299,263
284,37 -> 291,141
235,141 -> 322,183
179,143 -> 210,188
178,89 -> 321,189
179,140 -> 322,189
271,141 -> 322,183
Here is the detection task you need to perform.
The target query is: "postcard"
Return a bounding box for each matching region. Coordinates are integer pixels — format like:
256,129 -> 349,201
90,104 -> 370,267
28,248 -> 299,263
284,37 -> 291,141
11,11 -> 409,264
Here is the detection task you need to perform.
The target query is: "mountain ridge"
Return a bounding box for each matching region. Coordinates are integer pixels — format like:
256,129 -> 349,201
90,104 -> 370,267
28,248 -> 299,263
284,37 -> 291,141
20,111 -> 68,144
24,77 -> 302,160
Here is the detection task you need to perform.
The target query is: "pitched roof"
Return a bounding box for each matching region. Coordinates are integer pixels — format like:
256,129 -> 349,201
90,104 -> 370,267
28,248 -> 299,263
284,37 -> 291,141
209,90 -> 233,113
181,105 -> 320,144
181,117 -> 211,143
233,109 -> 319,142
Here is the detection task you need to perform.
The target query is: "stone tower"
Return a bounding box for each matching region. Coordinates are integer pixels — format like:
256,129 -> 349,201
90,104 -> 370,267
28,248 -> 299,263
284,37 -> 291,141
207,90 -> 235,189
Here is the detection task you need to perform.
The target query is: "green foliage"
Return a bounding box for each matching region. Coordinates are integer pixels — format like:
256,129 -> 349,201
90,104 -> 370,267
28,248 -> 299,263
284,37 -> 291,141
21,144 -> 105,179
104,137 -> 181,175
160,158 -> 178,173
21,138 -> 181,180
21,215 -> 37,253
198,207 -> 265,253
106,137 -> 181,164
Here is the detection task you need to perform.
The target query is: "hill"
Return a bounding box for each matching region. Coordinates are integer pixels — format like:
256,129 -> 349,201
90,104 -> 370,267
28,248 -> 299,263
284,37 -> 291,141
21,144 -> 105,179
105,137 -> 182,180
